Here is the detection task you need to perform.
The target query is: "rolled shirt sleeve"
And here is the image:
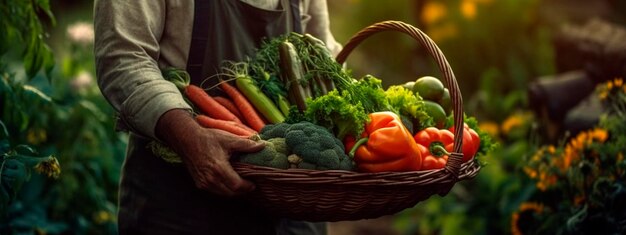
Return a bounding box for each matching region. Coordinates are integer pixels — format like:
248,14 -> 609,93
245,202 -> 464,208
302,0 -> 343,56
94,0 -> 192,139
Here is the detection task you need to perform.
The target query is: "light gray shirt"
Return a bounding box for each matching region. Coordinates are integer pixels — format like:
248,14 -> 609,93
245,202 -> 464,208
94,0 -> 342,139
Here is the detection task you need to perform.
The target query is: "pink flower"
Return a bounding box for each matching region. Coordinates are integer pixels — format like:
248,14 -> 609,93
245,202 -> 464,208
67,22 -> 94,45
71,71 -> 94,91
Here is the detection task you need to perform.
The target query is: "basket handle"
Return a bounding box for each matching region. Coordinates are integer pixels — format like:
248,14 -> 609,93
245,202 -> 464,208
336,20 -> 465,178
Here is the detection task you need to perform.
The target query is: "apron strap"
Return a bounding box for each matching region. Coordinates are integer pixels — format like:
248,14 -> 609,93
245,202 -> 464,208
186,0 -> 211,84
289,0 -> 303,34
186,0 -> 302,84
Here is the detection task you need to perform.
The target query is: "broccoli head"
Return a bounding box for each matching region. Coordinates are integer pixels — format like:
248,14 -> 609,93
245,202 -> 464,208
259,122 -> 291,140
238,138 -> 289,169
284,121 -> 354,171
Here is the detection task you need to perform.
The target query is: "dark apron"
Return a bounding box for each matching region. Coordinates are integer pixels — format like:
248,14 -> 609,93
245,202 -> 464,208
187,0 -> 301,89
118,0 -> 326,234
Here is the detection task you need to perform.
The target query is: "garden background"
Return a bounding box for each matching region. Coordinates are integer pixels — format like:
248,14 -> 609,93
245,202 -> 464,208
2,0 -> 625,234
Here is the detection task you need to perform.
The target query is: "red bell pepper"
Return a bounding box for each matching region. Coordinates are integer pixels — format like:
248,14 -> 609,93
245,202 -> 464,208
449,123 -> 480,162
413,127 -> 454,170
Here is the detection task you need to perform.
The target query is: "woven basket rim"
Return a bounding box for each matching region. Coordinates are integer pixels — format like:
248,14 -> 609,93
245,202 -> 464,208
233,160 -> 481,186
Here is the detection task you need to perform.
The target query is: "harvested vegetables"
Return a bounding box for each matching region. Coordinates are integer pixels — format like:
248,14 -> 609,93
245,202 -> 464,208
278,40 -> 311,111
344,112 -> 422,173
219,80 -> 266,132
448,123 -> 481,162
155,32 -> 496,174
413,124 -> 481,170
384,85 -> 433,131
413,127 -> 454,170
195,115 -> 257,138
221,62 -> 287,124
298,89 -> 369,140
161,67 -> 243,124
239,138 -> 290,169
254,122 -> 354,171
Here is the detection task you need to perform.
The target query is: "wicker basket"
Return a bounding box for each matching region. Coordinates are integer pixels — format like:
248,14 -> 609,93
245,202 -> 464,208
232,20 -> 481,222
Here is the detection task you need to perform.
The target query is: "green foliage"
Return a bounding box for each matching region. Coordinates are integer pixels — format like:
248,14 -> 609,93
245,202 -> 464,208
298,89 -> 369,140
1,68 -> 125,234
0,0 -> 56,79
385,85 -> 434,130
509,79 -> 626,235
251,32 -> 353,101
1,2 -> 125,233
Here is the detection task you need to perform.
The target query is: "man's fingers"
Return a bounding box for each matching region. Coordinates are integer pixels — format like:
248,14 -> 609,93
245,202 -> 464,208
207,181 -> 237,196
227,138 -> 265,153
215,162 -> 256,194
210,129 -> 265,153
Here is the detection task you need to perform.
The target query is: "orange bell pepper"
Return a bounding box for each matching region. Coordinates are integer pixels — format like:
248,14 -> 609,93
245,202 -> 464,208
413,127 -> 454,170
344,112 -> 422,173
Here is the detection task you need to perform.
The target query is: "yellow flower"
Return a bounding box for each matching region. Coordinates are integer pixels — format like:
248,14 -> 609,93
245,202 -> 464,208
501,113 -> 526,136
426,22 -> 458,42
478,121 -> 499,137
422,1 -> 447,25
461,0 -> 477,20
511,212 -> 522,235
523,166 -> 538,179
26,128 -> 47,145
536,171 -> 557,191
93,210 -> 114,224
590,128 -> 608,143
519,202 -> 544,212
599,90 -> 609,100
34,156 -> 61,179
598,78 -> 625,100
561,145 -> 579,171
511,202 -> 544,235
574,131 -> 588,147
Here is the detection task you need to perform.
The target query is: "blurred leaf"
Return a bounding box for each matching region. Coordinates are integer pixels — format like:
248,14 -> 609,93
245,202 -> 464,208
23,35 -> 40,78
35,0 -> 56,26
78,100 -> 107,122
1,159 -> 28,205
14,145 -> 36,156
43,45 -> 55,80
0,121 -> 9,140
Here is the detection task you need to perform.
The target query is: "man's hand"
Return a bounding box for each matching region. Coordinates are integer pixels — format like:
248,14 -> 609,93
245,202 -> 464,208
156,109 -> 264,196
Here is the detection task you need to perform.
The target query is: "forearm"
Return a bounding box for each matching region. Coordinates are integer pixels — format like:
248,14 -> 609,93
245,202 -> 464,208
155,109 -> 199,151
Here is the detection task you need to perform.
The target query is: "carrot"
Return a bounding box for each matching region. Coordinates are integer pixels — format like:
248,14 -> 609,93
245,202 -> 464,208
185,84 -> 243,124
196,115 -> 256,137
219,81 -> 266,132
213,96 -> 243,121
